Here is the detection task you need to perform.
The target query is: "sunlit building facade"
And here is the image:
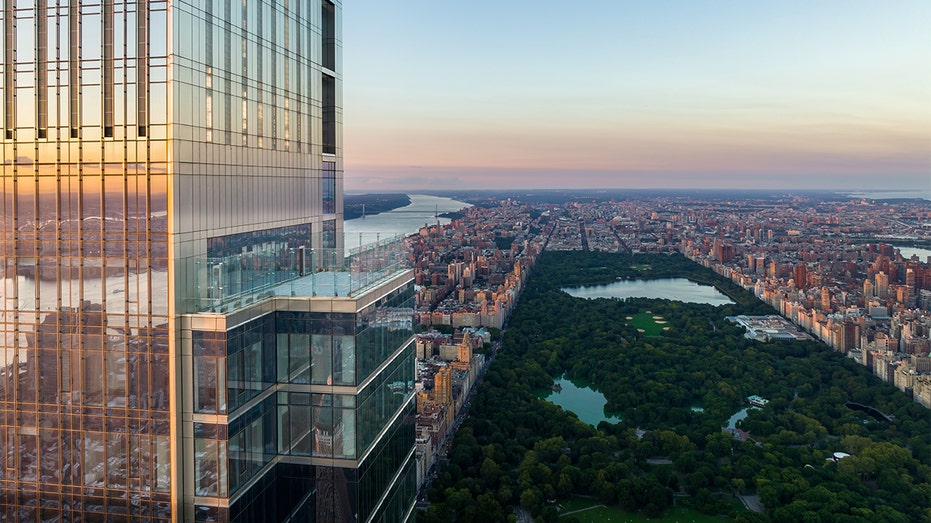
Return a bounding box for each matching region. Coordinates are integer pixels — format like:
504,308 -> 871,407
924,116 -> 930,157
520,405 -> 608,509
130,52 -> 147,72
1,1 -> 416,521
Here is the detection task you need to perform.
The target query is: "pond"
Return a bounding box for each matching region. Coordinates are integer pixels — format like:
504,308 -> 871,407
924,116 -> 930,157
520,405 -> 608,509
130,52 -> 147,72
562,278 -> 734,305
845,402 -> 893,422
725,407 -> 758,429
539,376 -> 622,426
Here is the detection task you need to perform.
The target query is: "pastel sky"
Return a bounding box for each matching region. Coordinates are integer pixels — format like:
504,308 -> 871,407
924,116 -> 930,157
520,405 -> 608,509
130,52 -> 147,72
343,1 -> 931,193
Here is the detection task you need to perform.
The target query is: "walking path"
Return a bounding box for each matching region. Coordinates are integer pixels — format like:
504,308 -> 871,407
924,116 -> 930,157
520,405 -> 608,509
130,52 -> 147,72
560,504 -> 607,517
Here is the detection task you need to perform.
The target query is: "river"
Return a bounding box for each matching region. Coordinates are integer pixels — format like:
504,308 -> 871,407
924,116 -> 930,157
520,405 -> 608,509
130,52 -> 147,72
843,190 -> 931,202
896,246 -> 931,262
343,194 -> 471,249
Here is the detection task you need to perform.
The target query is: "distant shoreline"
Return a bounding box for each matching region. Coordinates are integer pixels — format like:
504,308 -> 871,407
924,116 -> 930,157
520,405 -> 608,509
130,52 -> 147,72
343,193 -> 411,220
841,191 -> 931,202
352,188 -> 931,204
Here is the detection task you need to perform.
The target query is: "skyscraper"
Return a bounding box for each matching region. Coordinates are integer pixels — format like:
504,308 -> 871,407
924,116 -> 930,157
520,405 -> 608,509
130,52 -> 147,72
1,1 -> 416,521
876,271 -> 890,299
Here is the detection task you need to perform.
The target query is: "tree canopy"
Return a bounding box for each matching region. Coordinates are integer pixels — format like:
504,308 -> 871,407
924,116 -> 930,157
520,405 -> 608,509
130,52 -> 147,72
419,251 -> 930,523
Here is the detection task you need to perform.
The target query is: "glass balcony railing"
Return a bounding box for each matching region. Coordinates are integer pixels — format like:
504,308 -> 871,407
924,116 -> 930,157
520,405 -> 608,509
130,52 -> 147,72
188,234 -> 409,313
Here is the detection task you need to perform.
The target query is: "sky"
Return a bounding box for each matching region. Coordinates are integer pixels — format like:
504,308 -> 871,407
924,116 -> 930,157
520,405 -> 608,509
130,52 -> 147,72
342,1 -> 931,193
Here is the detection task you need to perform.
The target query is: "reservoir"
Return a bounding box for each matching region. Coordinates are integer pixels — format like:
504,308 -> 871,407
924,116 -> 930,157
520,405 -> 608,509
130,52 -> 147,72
562,278 -> 735,305
540,376 -> 621,426
344,194 -> 470,249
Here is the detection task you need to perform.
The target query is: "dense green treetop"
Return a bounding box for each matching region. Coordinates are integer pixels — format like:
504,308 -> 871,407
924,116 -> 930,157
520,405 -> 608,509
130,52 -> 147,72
420,251 -> 930,523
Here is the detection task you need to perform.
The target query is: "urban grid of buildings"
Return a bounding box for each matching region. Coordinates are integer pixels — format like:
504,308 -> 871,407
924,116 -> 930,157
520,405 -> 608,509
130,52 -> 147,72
2,1 -> 419,522
407,195 -> 931,440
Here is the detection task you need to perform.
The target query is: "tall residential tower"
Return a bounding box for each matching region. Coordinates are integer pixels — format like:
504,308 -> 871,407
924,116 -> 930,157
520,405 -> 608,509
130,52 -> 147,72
1,1 -> 416,521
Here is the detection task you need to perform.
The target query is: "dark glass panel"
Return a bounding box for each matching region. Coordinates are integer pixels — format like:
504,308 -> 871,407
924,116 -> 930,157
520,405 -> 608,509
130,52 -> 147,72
322,161 -> 336,214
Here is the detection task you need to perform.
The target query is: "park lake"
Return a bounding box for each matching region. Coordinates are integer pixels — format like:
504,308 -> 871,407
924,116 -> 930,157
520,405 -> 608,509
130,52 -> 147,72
561,278 -> 735,305
540,376 -> 622,426
541,380 -> 753,435
726,407 -> 751,429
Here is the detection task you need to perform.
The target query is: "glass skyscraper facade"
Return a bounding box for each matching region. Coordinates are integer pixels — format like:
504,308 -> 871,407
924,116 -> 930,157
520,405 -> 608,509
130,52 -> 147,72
1,1 -> 416,521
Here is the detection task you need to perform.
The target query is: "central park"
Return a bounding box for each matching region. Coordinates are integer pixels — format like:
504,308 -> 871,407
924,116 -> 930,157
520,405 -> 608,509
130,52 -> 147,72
419,251 -> 931,523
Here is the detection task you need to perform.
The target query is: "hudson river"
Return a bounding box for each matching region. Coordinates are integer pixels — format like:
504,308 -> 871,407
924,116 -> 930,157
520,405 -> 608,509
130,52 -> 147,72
344,194 -> 471,249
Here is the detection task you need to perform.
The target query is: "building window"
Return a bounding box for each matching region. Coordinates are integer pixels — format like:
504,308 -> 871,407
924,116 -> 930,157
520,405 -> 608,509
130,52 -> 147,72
322,219 -> 337,250
322,161 -> 336,214
322,74 -> 336,154
322,0 -> 336,71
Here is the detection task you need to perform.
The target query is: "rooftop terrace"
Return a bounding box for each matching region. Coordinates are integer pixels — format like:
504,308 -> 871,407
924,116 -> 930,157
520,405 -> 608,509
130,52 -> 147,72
191,234 -> 409,314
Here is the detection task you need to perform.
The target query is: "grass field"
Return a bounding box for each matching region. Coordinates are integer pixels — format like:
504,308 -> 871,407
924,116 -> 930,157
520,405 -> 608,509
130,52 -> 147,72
555,497 -> 731,522
630,264 -> 652,271
626,311 -> 668,336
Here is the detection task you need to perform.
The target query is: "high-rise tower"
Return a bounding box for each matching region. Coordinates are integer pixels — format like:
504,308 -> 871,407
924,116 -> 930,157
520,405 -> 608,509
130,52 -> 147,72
876,271 -> 890,299
1,1 -> 416,521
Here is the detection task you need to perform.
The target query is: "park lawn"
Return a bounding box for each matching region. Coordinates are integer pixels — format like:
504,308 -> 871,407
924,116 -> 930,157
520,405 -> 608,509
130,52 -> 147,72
627,311 -> 667,336
630,264 -> 652,271
555,497 -> 731,522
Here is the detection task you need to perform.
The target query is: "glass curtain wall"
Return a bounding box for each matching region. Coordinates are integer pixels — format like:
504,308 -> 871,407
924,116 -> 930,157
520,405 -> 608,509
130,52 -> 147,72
189,281 -> 415,521
1,0 -> 349,519
1,1 -> 171,520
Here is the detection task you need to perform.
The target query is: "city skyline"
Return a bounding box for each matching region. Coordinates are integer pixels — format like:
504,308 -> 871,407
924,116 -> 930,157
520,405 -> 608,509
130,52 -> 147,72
343,1 -> 931,193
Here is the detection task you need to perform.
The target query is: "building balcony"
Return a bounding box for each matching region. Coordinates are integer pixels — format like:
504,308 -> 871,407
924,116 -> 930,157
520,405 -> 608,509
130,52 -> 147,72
189,233 -> 409,314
